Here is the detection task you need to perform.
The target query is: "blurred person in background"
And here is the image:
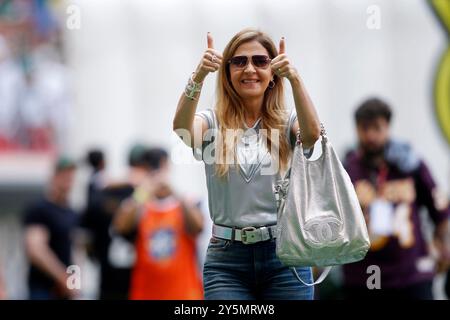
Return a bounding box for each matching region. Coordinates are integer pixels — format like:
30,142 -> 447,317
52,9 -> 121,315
86,148 -> 107,206
0,0 -> 72,152
113,147 -> 205,300
342,98 -> 450,300
81,144 -> 154,299
23,156 -> 79,300
0,33 -> 23,150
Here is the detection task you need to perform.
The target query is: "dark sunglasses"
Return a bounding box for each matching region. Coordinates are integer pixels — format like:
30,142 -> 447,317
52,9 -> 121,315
228,55 -> 271,69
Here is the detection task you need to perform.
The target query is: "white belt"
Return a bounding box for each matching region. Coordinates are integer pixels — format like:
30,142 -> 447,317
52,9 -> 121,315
212,224 -> 277,244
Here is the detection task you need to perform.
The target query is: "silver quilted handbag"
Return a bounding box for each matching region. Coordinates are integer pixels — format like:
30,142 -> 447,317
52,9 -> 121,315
274,124 -> 370,285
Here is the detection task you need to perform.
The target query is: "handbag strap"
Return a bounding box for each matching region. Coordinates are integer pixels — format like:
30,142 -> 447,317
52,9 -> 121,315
290,266 -> 332,287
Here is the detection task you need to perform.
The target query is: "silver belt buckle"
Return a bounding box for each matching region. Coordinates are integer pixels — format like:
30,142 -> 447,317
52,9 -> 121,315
241,226 -> 258,244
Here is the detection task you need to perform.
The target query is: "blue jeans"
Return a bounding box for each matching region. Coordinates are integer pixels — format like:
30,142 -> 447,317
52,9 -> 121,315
203,236 -> 314,300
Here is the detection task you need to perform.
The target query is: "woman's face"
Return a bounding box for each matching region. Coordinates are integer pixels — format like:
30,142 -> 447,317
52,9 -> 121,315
229,40 -> 273,101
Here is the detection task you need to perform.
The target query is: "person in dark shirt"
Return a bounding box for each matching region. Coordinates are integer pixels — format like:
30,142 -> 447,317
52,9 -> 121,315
23,157 -> 79,300
342,98 -> 450,300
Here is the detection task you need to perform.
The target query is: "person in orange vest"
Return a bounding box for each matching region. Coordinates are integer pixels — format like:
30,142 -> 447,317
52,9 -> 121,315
113,147 -> 204,300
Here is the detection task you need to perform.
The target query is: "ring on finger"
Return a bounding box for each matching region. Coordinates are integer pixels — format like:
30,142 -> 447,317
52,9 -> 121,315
211,54 -> 217,63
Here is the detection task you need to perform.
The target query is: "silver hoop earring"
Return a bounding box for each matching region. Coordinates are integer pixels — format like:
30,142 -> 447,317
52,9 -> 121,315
268,79 -> 275,89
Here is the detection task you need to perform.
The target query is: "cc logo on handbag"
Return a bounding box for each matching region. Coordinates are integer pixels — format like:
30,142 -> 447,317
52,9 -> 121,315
304,216 -> 343,247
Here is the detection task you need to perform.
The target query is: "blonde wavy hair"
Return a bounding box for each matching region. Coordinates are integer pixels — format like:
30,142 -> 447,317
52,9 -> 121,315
214,28 -> 291,177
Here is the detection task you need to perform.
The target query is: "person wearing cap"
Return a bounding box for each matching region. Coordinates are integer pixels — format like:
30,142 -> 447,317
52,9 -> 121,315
23,156 -> 79,299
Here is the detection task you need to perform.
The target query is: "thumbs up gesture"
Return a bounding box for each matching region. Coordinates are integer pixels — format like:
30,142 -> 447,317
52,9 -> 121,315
271,37 -> 299,82
193,32 -> 223,83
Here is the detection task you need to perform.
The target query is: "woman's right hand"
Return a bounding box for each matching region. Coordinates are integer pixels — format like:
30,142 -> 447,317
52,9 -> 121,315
193,32 -> 223,83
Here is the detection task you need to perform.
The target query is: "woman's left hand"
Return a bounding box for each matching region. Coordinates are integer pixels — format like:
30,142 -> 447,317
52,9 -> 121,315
271,37 -> 299,82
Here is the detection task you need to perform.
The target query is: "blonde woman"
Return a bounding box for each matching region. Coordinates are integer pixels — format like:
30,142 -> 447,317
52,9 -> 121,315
173,28 -> 321,300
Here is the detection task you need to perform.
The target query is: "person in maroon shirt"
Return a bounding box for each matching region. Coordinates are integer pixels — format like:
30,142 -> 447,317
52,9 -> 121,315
342,98 -> 450,300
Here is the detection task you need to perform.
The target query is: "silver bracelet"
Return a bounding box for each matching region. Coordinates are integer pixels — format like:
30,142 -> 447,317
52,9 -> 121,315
184,73 -> 203,100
